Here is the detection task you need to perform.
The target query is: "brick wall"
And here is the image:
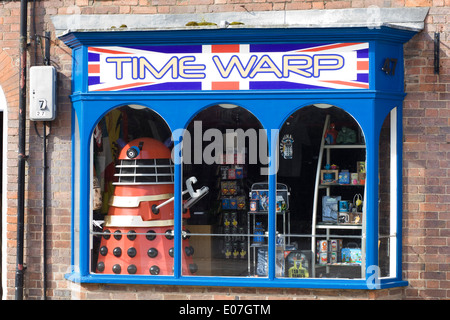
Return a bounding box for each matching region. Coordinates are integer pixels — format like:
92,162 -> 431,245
402,5 -> 450,299
0,47 -> 19,299
0,0 -> 448,300
70,283 -> 405,300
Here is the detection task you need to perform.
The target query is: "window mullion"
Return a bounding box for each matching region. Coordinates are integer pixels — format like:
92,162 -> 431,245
268,129 -> 278,281
173,139 -> 183,279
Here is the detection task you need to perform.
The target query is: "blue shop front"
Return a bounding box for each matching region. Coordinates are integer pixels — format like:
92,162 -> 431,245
60,25 -> 417,289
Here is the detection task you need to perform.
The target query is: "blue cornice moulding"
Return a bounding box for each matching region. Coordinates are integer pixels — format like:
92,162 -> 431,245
59,26 -> 418,95
59,26 -> 417,49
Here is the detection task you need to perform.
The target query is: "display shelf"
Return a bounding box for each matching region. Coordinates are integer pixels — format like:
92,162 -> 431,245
323,144 -> 366,149
319,183 -> 365,187
247,208 -> 290,276
248,211 -> 288,214
311,114 -> 366,278
316,223 -> 362,230
217,160 -> 249,260
250,242 -> 268,247
316,263 -> 361,267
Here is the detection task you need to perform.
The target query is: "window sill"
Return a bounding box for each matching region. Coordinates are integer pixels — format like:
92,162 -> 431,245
65,272 -> 408,290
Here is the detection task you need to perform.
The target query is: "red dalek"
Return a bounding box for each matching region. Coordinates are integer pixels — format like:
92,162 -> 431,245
96,137 -> 208,276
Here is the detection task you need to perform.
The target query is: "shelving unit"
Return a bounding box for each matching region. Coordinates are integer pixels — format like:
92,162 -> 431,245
246,183 -> 290,276
217,160 -> 248,261
311,114 -> 366,278
247,210 -> 290,276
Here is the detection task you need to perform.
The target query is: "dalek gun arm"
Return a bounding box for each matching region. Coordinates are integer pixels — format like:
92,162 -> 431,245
183,176 -> 209,210
151,176 -> 209,214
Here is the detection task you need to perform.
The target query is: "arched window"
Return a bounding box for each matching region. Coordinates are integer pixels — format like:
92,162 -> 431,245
90,105 -> 174,276
181,104 -> 268,277
378,107 -> 399,278
278,104 -> 366,279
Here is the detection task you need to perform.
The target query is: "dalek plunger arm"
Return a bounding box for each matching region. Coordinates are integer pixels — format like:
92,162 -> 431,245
151,176 -> 209,214
183,176 -> 209,209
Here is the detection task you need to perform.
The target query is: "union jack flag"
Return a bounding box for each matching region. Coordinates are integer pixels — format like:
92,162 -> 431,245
88,42 -> 369,92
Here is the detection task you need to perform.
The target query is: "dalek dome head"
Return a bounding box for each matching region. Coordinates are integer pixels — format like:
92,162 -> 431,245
119,137 -> 171,160
115,138 -> 174,185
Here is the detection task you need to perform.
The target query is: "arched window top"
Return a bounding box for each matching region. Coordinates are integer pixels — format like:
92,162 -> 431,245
92,104 -> 172,145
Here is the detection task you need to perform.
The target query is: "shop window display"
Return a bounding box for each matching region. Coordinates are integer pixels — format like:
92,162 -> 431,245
59,23 -> 420,288
277,105 -> 366,279
378,108 -> 398,278
91,105 -> 208,276
89,103 -> 368,280
90,103 -> 271,278
182,104 -> 269,277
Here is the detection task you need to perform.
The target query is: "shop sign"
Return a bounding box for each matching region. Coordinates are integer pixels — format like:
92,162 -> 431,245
87,43 -> 369,91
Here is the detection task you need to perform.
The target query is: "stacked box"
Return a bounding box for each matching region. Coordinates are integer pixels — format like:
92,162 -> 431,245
316,239 -> 343,265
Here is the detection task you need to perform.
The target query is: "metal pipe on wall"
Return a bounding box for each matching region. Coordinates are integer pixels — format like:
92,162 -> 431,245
42,31 -> 51,301
15,0 -> 28,300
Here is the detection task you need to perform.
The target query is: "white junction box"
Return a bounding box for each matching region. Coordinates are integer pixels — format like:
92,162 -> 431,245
30,66 -> 57,121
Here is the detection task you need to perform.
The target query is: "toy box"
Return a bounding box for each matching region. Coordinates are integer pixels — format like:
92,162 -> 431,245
221,198 -> 230,210
249,182 -> 289,212
284,250 -> 311,278
256,245 -> 290,277
322,196 -> 341,223
228,168 -> 236,179
338,170 -> 350,184
321,169 -> 338,184
237,196 -> 246,210
341,244 -> 362,264
235,167 -> 244,179
229,198 -> 237,209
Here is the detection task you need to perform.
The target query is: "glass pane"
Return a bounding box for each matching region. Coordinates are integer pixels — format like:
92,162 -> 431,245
378,108 -> 396,278
277,105 -> 365,279
182,104 -> 268,277
73,112 -> 80,270
91,105 -> 174,276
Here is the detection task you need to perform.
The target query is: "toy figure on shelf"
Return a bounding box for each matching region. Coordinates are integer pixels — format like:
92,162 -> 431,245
337,126 -> 357,144
324,164 -> 339,170
280,133 -> 295,159
353,193 -> 363,212
259,192 -> 269,211
324,123 -> 338,145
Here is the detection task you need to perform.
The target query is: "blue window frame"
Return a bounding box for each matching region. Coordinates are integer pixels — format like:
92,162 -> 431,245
61,26 -> 417,289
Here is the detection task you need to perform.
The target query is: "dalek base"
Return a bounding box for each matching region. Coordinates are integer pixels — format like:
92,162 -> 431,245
96,226 -> 197,276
